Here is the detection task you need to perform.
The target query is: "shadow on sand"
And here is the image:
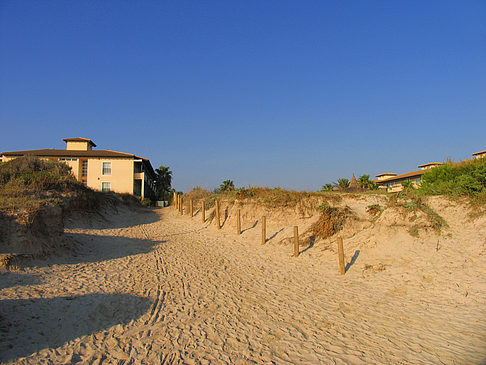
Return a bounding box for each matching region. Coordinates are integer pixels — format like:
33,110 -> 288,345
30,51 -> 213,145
0,272 -> 43,290
0,293 -> 152,362
300,236 -> 316,255
47,232 -> 165,266
65,206 -> 161,230
268,228 -> 285,240
345,250 -> 360,272
241,220 -> 258,233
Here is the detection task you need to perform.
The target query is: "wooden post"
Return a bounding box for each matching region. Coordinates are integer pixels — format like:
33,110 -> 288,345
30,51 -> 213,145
180,197 -> 183,215
236,209 -> 241,235
294,226 -> 299,257
215,200 -> 221,229
337,236 -> 345,275
261,216 -> 266,244
173,192 -> 177,207
201,200 -> 205,223
190,199 -> 193,217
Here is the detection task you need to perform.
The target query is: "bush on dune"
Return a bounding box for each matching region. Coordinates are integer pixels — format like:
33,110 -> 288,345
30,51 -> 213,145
0,156 -> 87,212
418,158 -> 486,204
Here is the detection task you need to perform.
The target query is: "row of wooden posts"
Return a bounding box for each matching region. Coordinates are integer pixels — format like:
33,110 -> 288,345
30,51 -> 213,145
173,192 -> 346,275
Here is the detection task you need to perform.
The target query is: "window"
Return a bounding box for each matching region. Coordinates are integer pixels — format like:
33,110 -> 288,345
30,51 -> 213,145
82,160 -> 88,177
82,180 -> 87,186
102,182 -> 111,192
60,158 -> 77,161
102,162 -> 111,175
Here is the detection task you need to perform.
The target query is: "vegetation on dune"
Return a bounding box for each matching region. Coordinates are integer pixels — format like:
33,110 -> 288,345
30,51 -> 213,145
183,185 -> 345,211
0,156 -> 87,212
389,158 -> 486,223
387,191 -> 448,233
310,203 -> 352,239
417,159 -> 486,204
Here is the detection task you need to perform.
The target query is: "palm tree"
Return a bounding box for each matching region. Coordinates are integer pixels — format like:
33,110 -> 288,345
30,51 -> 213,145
220,180 -> 235,192
321,183 -> 334,191
334,178 -> 350,190
358,174 -> 371,189
155,166 -> 172,201
358,174 -> 378,190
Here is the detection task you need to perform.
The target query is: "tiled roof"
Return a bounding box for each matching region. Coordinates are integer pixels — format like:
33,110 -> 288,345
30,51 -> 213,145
1,148 -> 136,158
417,162 -> 442,168
375,173 -> 397,177
376,170 -> 425,183
472,150 -> 486,156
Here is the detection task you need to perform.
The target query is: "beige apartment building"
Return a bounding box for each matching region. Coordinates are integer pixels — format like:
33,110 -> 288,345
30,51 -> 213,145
1,137 -> 157,200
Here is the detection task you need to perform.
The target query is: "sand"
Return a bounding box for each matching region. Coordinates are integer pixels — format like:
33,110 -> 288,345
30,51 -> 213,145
1,198 -> 485,364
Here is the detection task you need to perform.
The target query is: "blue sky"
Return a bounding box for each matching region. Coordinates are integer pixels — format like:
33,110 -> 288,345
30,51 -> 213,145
1,1 -> 485,192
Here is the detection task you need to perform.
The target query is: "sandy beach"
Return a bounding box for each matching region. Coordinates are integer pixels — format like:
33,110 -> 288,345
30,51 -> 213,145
1,198 -> 485,364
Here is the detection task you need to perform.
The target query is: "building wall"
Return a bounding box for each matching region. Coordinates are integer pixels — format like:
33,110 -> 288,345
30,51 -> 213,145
376,174 -> 397,181
85,158 -> 134,195
66,141 -> 91,151
385,177 -> 422,192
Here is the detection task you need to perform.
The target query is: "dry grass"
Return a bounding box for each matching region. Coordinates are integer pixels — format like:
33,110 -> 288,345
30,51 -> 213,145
308,204 -> 352,239
182,187 -> 345,212
387,193 -> 448,233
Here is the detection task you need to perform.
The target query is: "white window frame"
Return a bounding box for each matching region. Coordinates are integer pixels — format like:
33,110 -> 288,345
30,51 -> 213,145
101,182 -> 111,192
102,162 -> 112,176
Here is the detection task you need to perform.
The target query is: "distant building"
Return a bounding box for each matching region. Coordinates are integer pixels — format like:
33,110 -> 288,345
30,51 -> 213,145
376,168 -> 425,193
472,150 -> 486,159
376,150 -> 484,192
1,137 -> 157,200
417,162 -> 442,170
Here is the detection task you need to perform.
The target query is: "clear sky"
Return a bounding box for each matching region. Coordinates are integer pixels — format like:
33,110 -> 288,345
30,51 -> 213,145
1,1 -> 485,192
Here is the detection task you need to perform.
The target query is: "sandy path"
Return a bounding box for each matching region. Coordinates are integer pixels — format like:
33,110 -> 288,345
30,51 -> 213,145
1,206 -> 485,364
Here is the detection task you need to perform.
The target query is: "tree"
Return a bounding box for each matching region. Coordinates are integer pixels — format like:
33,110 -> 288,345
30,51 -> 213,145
155,166 -> 172,201
334,178 -> 350,189
321,183 -> 333,191
220,179 -> 235,192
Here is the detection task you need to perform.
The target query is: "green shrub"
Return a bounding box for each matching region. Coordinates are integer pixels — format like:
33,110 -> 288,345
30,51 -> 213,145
418,159 -> 486,198
140,198 -> 152,207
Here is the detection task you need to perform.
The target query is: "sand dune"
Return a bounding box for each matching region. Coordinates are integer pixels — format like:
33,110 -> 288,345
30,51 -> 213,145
1,196 -> 485,364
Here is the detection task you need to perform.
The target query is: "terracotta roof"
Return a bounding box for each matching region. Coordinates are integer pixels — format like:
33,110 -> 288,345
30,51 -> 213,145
62,137 -> 96,147
417,162 -> 442,168
1,148 -> 136,158
375,173 -> 397,177
472,150 -> 486,156
376,170 -> 425,183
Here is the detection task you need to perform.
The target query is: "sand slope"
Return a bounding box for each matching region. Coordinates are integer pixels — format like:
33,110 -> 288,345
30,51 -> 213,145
1,198 -> 485,364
